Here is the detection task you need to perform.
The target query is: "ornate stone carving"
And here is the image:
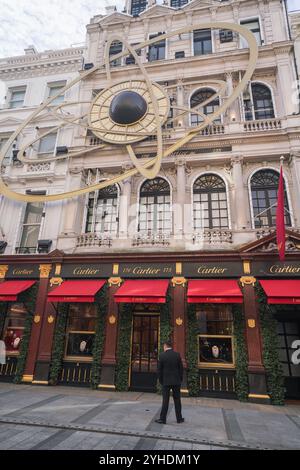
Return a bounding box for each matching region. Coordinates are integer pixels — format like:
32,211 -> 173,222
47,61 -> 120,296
39,264 -> 52,279
0,265 -> 8,279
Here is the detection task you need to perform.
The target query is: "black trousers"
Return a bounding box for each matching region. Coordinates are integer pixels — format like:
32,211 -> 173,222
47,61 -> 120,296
160,384 -> 182,422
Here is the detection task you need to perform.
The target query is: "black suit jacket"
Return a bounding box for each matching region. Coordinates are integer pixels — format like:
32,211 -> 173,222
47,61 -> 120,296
157,349 -> 183,386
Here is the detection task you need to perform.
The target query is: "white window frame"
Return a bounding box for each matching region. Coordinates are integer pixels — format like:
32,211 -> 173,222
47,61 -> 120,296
188,87 -> 223,127
37,130 -> 58,156
148,32 -> 168,62
242,81 -> 277,122
191,171 -> 232,231
247,167 -> 294,230
239,16 -> 264,49
46,81 -> 66,106
83,180 -> 120,235
8,87 -> 26,109
191,28 -> 215,57
0,134 -> 14,166
16,196 -> 46,254
136,176 -> 173,235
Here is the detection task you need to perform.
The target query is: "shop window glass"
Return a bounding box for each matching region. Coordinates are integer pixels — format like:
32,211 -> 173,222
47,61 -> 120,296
2,303 -> 27,354
65,304 -> 97,359
196,305 -> 234,367
277,320 -> 300,378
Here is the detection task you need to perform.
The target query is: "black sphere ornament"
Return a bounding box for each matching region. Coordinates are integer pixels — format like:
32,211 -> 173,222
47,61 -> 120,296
109,91 -> 147,125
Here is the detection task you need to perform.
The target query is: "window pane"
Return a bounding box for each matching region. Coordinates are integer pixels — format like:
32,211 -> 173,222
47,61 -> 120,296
3,303 -> 27,353
38,133 -> 57,153
48,83 -> 66,105
9,89 -> 26,108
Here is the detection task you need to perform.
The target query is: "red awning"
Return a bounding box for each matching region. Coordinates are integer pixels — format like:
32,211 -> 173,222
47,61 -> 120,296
47,280 -> 106,303
187,280 -> 243,304
260,280 -> 300,304
114,280 -> 169,304
0,280 -> 36,301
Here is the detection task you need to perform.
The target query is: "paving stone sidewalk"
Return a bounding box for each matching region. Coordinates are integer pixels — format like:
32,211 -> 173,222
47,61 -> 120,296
0,383 -> 299,450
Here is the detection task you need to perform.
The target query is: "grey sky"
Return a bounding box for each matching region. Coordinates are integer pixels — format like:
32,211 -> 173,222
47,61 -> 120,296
0,1 -> 298,59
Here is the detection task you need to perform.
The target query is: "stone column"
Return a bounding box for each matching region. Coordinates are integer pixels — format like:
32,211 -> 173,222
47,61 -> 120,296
62,169 -> 83,235
174,159 -> 186,240
276,55 -> 298,116
118,178 -> 132,240
32,265 -> 56,384
23,264 -> 52,383
99,276 -> 122,391
176,79 -> 184,128
290,154 -> 300,227
240,276 -> 270,404
171,274 -> 188,395
231,156 -> 249,230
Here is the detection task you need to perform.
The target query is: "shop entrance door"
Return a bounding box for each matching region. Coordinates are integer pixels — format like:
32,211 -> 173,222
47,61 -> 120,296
277,319 -> 300,399
130,315 -> 159,392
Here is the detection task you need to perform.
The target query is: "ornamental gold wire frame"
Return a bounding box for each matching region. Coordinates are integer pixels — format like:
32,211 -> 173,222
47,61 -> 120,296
0,22 -> 258,203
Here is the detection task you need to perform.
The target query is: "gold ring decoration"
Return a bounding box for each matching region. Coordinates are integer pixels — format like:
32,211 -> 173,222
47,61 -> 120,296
0,22 -> 258,203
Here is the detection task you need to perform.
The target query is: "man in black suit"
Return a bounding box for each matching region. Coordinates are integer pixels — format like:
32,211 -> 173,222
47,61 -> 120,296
155,341 -> 184,424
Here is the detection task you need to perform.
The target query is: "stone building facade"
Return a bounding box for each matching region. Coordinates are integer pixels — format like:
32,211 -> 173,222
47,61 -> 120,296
0,0 -> 299,403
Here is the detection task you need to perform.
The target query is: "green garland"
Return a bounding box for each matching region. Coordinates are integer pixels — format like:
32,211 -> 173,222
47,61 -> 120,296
186,303 -> 199,396
49,303 -> 68,385
90,286 -> 108,389
255,284 -> 285,405
115,303 -> 133,391
232,304 -> 249,401
0,303 -> 6,337
159,292 -> 172,353
157,292 -> 172,394
14,284 -> 38,383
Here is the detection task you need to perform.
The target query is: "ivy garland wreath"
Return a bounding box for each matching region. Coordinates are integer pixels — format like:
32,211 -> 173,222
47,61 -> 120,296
255,283 -> 285,405
49,285 -> 108,388
115,292 -> 172,392
186,302 -> 249,400
13,284 -> 38,384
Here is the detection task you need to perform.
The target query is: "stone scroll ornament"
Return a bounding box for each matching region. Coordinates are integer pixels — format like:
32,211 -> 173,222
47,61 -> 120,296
0,23 -> 258,203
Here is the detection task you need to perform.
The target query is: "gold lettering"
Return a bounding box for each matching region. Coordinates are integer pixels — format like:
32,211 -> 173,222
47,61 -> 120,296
132,266 -> 161,275
12,268 -> 34,275
269,265 -> 300,274
197,265 -> 227,275
73,267 -> 100,276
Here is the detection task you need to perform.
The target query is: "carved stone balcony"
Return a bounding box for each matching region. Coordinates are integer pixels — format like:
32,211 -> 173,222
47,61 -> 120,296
76,232 -> 113,248
199,124 -> 225,136
193,230 -> 233,245
132,231 -> 171,247
243,118 -> 282,132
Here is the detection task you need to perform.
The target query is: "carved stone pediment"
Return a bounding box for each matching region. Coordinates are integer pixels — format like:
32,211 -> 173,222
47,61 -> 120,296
97,12 -> 131,26
140,5 -> 174,18
240,229 -> 300,254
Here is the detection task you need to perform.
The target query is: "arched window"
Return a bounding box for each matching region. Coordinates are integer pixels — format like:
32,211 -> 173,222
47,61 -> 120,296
250,170 -> 291,228
244,83 -> 275,121
193,174 -> 229,230
138,178 -> 171,233
190,88 -> 220,127
85,184 -> 119,235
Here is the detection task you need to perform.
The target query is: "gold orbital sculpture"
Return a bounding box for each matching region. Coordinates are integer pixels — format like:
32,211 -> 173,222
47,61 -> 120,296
0,22 -> 258,202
